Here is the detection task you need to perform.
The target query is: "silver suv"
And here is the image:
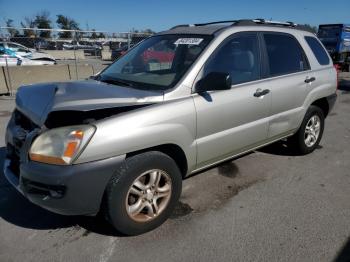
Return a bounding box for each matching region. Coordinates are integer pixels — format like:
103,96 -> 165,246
4,19 -> 337,235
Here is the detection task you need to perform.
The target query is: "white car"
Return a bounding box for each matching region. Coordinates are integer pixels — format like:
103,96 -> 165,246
0,42 -> 56,64
19,55 -> 55,66
0,52 -> 55,67
0,55 -> 20,66
0,47 -> 21,66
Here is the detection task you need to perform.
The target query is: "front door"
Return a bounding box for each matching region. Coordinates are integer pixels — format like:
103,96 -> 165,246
193,32 -> 271,169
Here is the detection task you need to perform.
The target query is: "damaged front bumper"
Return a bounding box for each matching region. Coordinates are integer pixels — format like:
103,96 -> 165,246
3,153 -> 125,216
4,109 -> 126,216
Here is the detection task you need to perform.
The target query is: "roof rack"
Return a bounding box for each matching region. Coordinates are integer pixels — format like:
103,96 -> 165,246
193,20 -> 239,26
170,20 -> 239,29
250,19 -> 297,27
170,19 -> 299,30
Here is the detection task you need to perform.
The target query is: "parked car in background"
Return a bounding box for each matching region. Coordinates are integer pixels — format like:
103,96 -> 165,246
63,40 -> 102,55
4,19 -> 337,236
0,49 -> 21,66
19,55 -> 56,66
46,41 -> 65,50
0,42 -> 56,64
111,44 -> 134,60
0,46 -> 55,66
0,56 -> 21,67
102,41 -> 127,51
9,37 -> 49,50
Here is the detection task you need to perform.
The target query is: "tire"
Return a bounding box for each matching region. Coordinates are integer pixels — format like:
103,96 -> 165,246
289,105 -> 325,155
103,151 -> 182,235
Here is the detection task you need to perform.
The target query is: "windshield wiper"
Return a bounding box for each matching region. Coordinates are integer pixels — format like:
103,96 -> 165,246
99,78 -> 134,87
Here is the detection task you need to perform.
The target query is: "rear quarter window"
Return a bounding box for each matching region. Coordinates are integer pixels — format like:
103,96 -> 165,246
304,36 -> 330,65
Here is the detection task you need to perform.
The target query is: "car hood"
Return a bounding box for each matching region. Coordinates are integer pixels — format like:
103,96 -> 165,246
16,80 -> 164,126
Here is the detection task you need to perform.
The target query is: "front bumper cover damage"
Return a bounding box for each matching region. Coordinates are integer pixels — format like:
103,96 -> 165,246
4,153 -> 125,216
4,98 -> 129,216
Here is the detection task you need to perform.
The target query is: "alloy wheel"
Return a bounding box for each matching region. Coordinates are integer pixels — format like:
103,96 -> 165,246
125,169 -> 172,222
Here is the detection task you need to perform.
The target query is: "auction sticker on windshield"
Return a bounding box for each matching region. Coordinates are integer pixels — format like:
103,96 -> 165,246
174,38 -> 203,45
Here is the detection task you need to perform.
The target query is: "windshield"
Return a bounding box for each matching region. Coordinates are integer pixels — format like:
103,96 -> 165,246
98,34 -> 212,90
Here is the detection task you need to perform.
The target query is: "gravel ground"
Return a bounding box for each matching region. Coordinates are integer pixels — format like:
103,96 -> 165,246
0,73 -> 349,262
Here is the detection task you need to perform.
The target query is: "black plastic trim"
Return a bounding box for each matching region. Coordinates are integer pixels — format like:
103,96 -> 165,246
326,93 -> 337,113
4,154 -> 126,216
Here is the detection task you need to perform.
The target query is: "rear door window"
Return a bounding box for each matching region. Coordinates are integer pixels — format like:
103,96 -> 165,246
263,33 -> 310,77
304,36 -> 330,65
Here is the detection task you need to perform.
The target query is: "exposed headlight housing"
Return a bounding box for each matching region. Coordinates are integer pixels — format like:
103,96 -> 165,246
29,125 -> 96,165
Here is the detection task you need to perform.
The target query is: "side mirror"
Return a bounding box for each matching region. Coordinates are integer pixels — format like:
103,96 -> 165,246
195,72 -> 231,93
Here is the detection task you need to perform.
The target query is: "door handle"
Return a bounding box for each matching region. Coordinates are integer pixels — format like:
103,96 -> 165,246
254,88 -> 270,97
305,77 -> 316,83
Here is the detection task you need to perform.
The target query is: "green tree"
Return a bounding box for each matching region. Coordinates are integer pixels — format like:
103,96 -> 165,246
5,19 -> 19,37
34,11 -> 52,38
98,32 -> 105,38
142,29 -> 155,34
56,15 -> 80,39
90,29 -> 98,39
301,24 -> 317,34
130,28 -> 155,35
20,17 -> 36,37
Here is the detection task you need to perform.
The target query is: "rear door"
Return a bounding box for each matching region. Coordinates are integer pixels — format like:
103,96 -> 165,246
261,32 -> 311,138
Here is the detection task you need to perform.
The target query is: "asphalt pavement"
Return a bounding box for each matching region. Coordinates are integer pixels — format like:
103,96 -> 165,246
0,73 -> 349,262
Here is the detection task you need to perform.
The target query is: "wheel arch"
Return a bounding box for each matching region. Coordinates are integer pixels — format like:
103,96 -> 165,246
126,143 -> 189,178
311,97 -> 330,118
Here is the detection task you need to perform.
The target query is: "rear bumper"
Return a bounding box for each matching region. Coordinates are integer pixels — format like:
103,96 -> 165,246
4,153 -> 126,216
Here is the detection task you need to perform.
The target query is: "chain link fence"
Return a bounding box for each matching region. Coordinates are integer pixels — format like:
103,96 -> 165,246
0,27 -> 152,95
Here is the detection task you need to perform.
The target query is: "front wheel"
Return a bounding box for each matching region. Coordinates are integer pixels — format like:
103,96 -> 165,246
289,105 -> 325,155
103,151 -> 182,235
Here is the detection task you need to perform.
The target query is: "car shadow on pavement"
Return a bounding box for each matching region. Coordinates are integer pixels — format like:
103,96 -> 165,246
258,140 -> 300,156
0,146 -> 126,237
335,237 -> 350,262
258,140 -> 323,156
339,78 -> 350,92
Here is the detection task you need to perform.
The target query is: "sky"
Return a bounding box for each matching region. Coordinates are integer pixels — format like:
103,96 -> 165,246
1,0 -> 349,33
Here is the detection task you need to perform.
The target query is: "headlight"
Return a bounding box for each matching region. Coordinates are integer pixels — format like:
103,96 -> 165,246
29,125 -> 96,165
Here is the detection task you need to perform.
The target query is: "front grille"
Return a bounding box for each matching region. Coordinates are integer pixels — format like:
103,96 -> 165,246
7,110 -> 39,178
21,177 -> 66,198
14,110 -> 38,132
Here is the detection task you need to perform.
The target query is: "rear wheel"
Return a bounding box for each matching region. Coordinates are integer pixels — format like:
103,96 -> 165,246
103,151 -> 182,235
289,106 -> 325,155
